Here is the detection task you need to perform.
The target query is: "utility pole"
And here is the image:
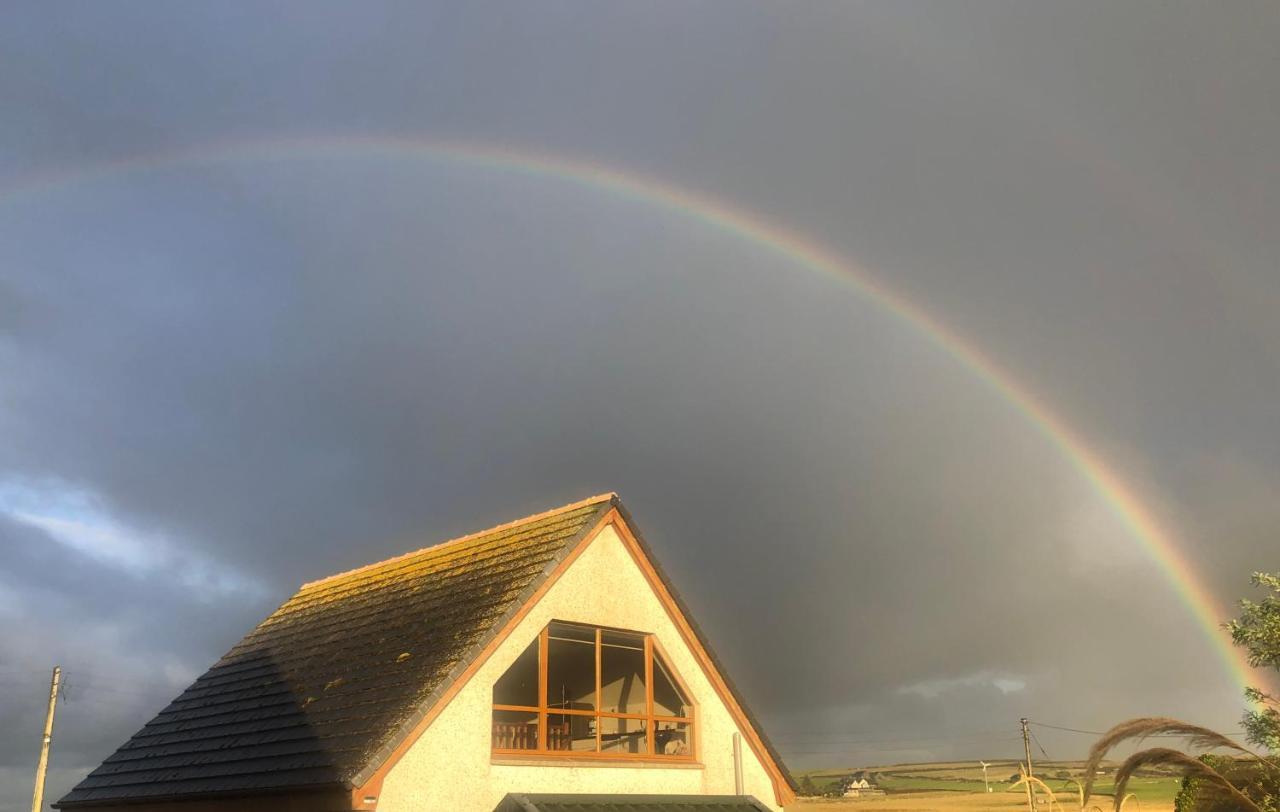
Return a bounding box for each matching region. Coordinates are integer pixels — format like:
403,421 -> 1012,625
30,666 -> 61,812
1020,717 -> 1035,811
1021,717 -> 1034,778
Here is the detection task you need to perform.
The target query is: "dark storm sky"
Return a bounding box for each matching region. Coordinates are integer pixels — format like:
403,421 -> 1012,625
1,3 -> 1278,807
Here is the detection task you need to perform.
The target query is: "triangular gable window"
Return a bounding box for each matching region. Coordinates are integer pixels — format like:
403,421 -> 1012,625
492,621 -> 695,760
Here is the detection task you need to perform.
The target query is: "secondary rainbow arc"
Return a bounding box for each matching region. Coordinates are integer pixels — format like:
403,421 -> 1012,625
1,134 -> 1259,696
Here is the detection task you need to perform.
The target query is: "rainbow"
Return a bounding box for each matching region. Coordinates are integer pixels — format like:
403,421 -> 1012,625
2,134 -> 1260,696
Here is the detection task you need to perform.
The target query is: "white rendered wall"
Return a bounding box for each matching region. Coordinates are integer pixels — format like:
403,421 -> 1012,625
376,523 -> 784,811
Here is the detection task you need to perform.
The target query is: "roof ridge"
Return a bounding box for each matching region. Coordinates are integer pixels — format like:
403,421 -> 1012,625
298,493 -> 617,591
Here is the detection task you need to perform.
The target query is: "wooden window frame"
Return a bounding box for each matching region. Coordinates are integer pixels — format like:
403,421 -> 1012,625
492,621 -> 696,762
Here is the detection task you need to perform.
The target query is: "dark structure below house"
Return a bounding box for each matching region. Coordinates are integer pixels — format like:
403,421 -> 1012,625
494,794 -> 774,811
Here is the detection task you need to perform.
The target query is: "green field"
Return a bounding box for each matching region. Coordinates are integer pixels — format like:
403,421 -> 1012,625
795,759 -> 1183,807
1080,776 -> 1182,804
874,775 -> 993,793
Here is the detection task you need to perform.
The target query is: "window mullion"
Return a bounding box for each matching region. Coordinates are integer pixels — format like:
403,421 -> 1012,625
644,634 -> 654,755
594,627 -> 602,753
538,626 -> 548,751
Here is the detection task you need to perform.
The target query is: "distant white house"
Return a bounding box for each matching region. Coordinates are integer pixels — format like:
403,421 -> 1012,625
843,778 -> 879,798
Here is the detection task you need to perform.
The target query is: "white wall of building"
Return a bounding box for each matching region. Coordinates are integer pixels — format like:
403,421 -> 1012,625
376,522 -> 784,811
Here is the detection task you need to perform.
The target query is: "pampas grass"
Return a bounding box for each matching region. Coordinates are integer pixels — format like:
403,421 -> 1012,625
1080,717 -> 1255,805
1111,747 -> 1262,812
1010,765 -> 1067,812
1063,777 -> 1085,809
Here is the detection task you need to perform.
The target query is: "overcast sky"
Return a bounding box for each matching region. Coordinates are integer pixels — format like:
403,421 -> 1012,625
2,3 -> 1278,807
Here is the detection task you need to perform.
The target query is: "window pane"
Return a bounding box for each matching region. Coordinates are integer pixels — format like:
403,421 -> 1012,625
548,621 -> 595,643
492,709 -> 538,750
547,713 -> 597,752
600,630 -> 646,714
547,636 -> 596,711
652,650 -> 691,718
493,638 -> 538,707
600,716 -> 648,754
655,720 -> 693,756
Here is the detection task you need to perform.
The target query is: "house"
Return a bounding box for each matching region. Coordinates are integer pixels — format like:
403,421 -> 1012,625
842,778 -> 879,798
56,494 -> 795,812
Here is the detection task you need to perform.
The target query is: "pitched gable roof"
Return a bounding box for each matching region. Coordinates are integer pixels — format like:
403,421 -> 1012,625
58,495 -> 615,807
58,493 -> 796,809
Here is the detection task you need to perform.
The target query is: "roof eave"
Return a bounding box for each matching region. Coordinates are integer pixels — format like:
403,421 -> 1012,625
54,782 -> 352,811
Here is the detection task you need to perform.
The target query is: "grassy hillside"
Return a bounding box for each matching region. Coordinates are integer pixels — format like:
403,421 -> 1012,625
794,759 -> 1183,806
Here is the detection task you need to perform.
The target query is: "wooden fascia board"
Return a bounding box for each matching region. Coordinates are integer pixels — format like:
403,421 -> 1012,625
349,502 -> 620,805
608,514 -> 796,807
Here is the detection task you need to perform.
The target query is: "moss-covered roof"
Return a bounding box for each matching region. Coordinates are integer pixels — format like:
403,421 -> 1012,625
57,495 -> 616,807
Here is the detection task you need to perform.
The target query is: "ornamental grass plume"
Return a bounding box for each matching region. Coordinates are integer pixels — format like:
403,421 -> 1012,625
1111,748 -> 1261,812
1080,717 -> 1254,805
1010,766 -> 1066,812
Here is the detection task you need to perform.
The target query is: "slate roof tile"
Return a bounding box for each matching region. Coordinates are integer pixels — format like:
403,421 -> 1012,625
57,496 -> 614,807
58,493 -> 796,808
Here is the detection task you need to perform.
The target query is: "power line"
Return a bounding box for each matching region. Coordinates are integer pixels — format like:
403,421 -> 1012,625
1029,721 -> 1104,735
1029,727 -> 1051,761
777,736 -> 1024,747
779,740 -> 1025,755
771,729 -> 1012,744
1030,720 -> 1247,738
0,677 -> 160,698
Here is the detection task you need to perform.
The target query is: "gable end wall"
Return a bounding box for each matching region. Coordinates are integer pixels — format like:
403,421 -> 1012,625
376,523 -> 783,811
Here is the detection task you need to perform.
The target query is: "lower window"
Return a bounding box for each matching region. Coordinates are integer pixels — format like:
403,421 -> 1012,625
492,621 -> 695,760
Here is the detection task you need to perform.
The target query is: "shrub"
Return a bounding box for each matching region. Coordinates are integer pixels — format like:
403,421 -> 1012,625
1174,754 -> 1279,812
